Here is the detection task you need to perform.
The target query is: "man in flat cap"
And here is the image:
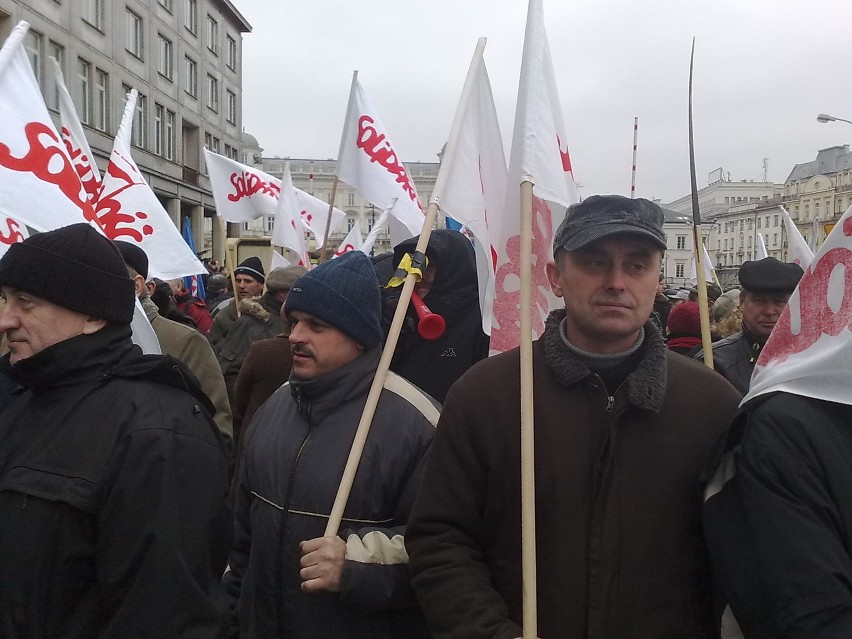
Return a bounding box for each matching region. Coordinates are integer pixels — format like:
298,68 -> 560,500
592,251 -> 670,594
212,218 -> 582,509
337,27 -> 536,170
695,256 -> 804,394
224,251 -> 436,638
407,195 -> 741,638
0,224 -> 231,637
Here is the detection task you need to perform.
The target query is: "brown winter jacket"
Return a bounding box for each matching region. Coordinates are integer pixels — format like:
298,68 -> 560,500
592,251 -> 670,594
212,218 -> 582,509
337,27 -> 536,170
407,310 -> 742,639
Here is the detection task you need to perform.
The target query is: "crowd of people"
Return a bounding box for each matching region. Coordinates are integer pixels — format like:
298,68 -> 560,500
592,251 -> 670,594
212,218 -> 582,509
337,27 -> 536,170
0,194 -> 846,638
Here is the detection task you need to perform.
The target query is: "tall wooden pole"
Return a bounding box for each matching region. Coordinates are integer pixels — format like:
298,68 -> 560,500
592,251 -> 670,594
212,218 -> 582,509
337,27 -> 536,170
688,39 -> 713,368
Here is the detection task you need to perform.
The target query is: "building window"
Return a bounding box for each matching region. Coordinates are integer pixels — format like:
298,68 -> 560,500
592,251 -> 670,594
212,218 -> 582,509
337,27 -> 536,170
226,89 -> 236,124
126,10 -> 143,59
158,0 -> 173,12
24,29 -> 42,87
184,56 -> 197,97
154,103 -> 164,156
739,220 -> 744,231
157,34 -> 173,80
93,68 -> 107,131
206,15 -> 218,54
206,74 -> 218,111
204,132 -> 212,149
675,262 -> 685,278
774,233 -> 778,246
724,239 -> 728,250
774,214 -> 779,225
756,217 -> 761,229
226,34 -> 237,70
184,0 -> 198,34
132,91 -> 147,148
676,235 -> 686,250
83,0 -> 103,30
78,58 -> 91,124
47,41 -> 64,110
165,110 -> 175,161
348,192 -> 356,207
212,136 -> 220,153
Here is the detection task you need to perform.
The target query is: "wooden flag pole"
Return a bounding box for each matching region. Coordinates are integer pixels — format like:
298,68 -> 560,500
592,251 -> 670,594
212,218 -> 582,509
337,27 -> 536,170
323,203 -> 439,537
688,38 -> 712,368
519,180 -> 537,639
218,216 -> 240,318
319,175 -> 339,264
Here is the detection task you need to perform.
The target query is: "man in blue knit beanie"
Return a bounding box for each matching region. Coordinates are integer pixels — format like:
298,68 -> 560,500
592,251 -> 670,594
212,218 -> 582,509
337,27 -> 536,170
224,250 -> 438,638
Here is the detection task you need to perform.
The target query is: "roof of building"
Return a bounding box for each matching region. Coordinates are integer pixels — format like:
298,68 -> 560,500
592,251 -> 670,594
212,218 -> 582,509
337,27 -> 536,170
217,0 -> 252,32
240,131 -> 261,149
786,145 -> 852,183
663,207 -> 712,225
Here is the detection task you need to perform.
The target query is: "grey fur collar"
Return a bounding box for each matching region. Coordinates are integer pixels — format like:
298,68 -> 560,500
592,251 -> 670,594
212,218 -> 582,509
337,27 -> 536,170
542,309 -> 668,413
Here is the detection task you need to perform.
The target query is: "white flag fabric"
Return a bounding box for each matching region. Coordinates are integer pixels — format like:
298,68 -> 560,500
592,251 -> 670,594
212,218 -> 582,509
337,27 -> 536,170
688,242 -> 716,285
756,232 -> 769,259
0,211 -> 29,258
50,57 -> 101,204
205,151 -> 344,247
432,39 -> 507,336
336,73 -> 424,245
271,250 -> 291,269
745,203 -> 852,407
271,162 -> 310,267
490,0 -> 580,353
780,206 -> 814,268
0,22 -> 97,232
95,89 -> 204,280
205,149 -> 278,222
334,224 -> 364,257
361,208 -> 389,257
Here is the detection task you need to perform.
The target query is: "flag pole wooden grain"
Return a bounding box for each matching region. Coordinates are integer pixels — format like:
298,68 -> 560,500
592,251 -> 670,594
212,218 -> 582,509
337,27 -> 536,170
688,39 -> 713,368
323,39 -> 486,538
519,179 -> 537,639
318,175 -> 339,263
323,203 -> 438,537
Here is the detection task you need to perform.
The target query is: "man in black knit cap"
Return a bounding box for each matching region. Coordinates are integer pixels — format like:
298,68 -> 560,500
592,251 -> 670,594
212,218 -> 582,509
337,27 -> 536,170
224,250 -> 437,638
0,224 -> 232,637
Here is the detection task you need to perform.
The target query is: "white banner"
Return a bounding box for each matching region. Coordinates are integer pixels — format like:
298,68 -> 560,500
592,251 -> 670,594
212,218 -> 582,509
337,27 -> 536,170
780,205 -> 814,268
0,22 -> 97,232
490,0 -> 580,353
336,72 -> 423,245
746,204 -> 852,407
432,39 -> 507,336
50,57 -> 101,203
271,162 -> 310,267
95,89 -> 204,280
334,223 -> 364,257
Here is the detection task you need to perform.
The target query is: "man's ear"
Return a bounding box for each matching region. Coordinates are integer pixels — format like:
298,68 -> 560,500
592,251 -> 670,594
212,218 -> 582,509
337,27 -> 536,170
132,274 -> 146,298
545,260 -> 564,298
145,280 -> 156,298
82,317 -> 108,335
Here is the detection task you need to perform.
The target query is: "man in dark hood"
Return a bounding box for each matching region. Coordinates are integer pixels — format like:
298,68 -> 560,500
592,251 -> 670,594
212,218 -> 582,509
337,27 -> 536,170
383,230 -> 490,403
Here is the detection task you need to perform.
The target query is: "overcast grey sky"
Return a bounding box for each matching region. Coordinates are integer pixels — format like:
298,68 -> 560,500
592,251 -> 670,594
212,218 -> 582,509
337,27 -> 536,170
235,0 -> 851,204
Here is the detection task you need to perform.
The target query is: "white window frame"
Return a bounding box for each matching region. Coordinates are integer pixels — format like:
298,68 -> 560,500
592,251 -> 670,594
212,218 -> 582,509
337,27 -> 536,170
94,68 -> 107,131
157,34 -> 173,80
206,15 -> 218,54
184,56 -> 197,97
206,74 -> 218,112
126,10 -> 143,59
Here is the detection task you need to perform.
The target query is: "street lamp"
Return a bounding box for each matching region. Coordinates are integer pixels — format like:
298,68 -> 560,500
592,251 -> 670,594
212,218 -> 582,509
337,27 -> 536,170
817,113 -> 852,125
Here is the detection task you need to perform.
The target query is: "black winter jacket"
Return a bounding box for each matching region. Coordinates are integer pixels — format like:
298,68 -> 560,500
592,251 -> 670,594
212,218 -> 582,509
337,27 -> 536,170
703,393 -> 852,638
224,347 -> 438,638
0,325 -> 232,638
694,330 -> 761,394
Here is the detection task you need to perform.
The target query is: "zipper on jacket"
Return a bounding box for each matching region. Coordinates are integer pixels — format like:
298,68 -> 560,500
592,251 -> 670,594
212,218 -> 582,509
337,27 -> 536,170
20,494 -> 27,509
275,416 -> 312,637
605,394 -> 615,413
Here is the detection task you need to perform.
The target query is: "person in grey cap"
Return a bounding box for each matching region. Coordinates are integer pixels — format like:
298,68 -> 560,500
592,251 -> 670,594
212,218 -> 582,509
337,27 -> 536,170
406,194 -> 741,638
223,250 -> 437,638
0,224 -> 231,637
694,256 -> 804,394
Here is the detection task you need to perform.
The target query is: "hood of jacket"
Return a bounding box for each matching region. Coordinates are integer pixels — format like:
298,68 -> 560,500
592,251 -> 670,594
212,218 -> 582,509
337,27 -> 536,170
3,323 -> 216,415
392,230 -> 479,324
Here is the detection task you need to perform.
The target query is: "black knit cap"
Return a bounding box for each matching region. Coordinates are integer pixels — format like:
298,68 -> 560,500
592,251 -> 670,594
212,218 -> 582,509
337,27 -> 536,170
0,223 -> 135,323
739,257 -> 803,294
284,251 -> 382,348
234,256 -> 265,283
554,195 -> 667,254
114,240 -> 149,280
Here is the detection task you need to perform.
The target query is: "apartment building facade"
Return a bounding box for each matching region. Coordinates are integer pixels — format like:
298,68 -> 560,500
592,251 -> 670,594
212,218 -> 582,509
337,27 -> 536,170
0,0 -> 251,260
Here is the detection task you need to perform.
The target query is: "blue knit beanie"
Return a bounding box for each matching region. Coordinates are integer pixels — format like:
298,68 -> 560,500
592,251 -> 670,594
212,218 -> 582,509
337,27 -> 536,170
284,251 -> 382,348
